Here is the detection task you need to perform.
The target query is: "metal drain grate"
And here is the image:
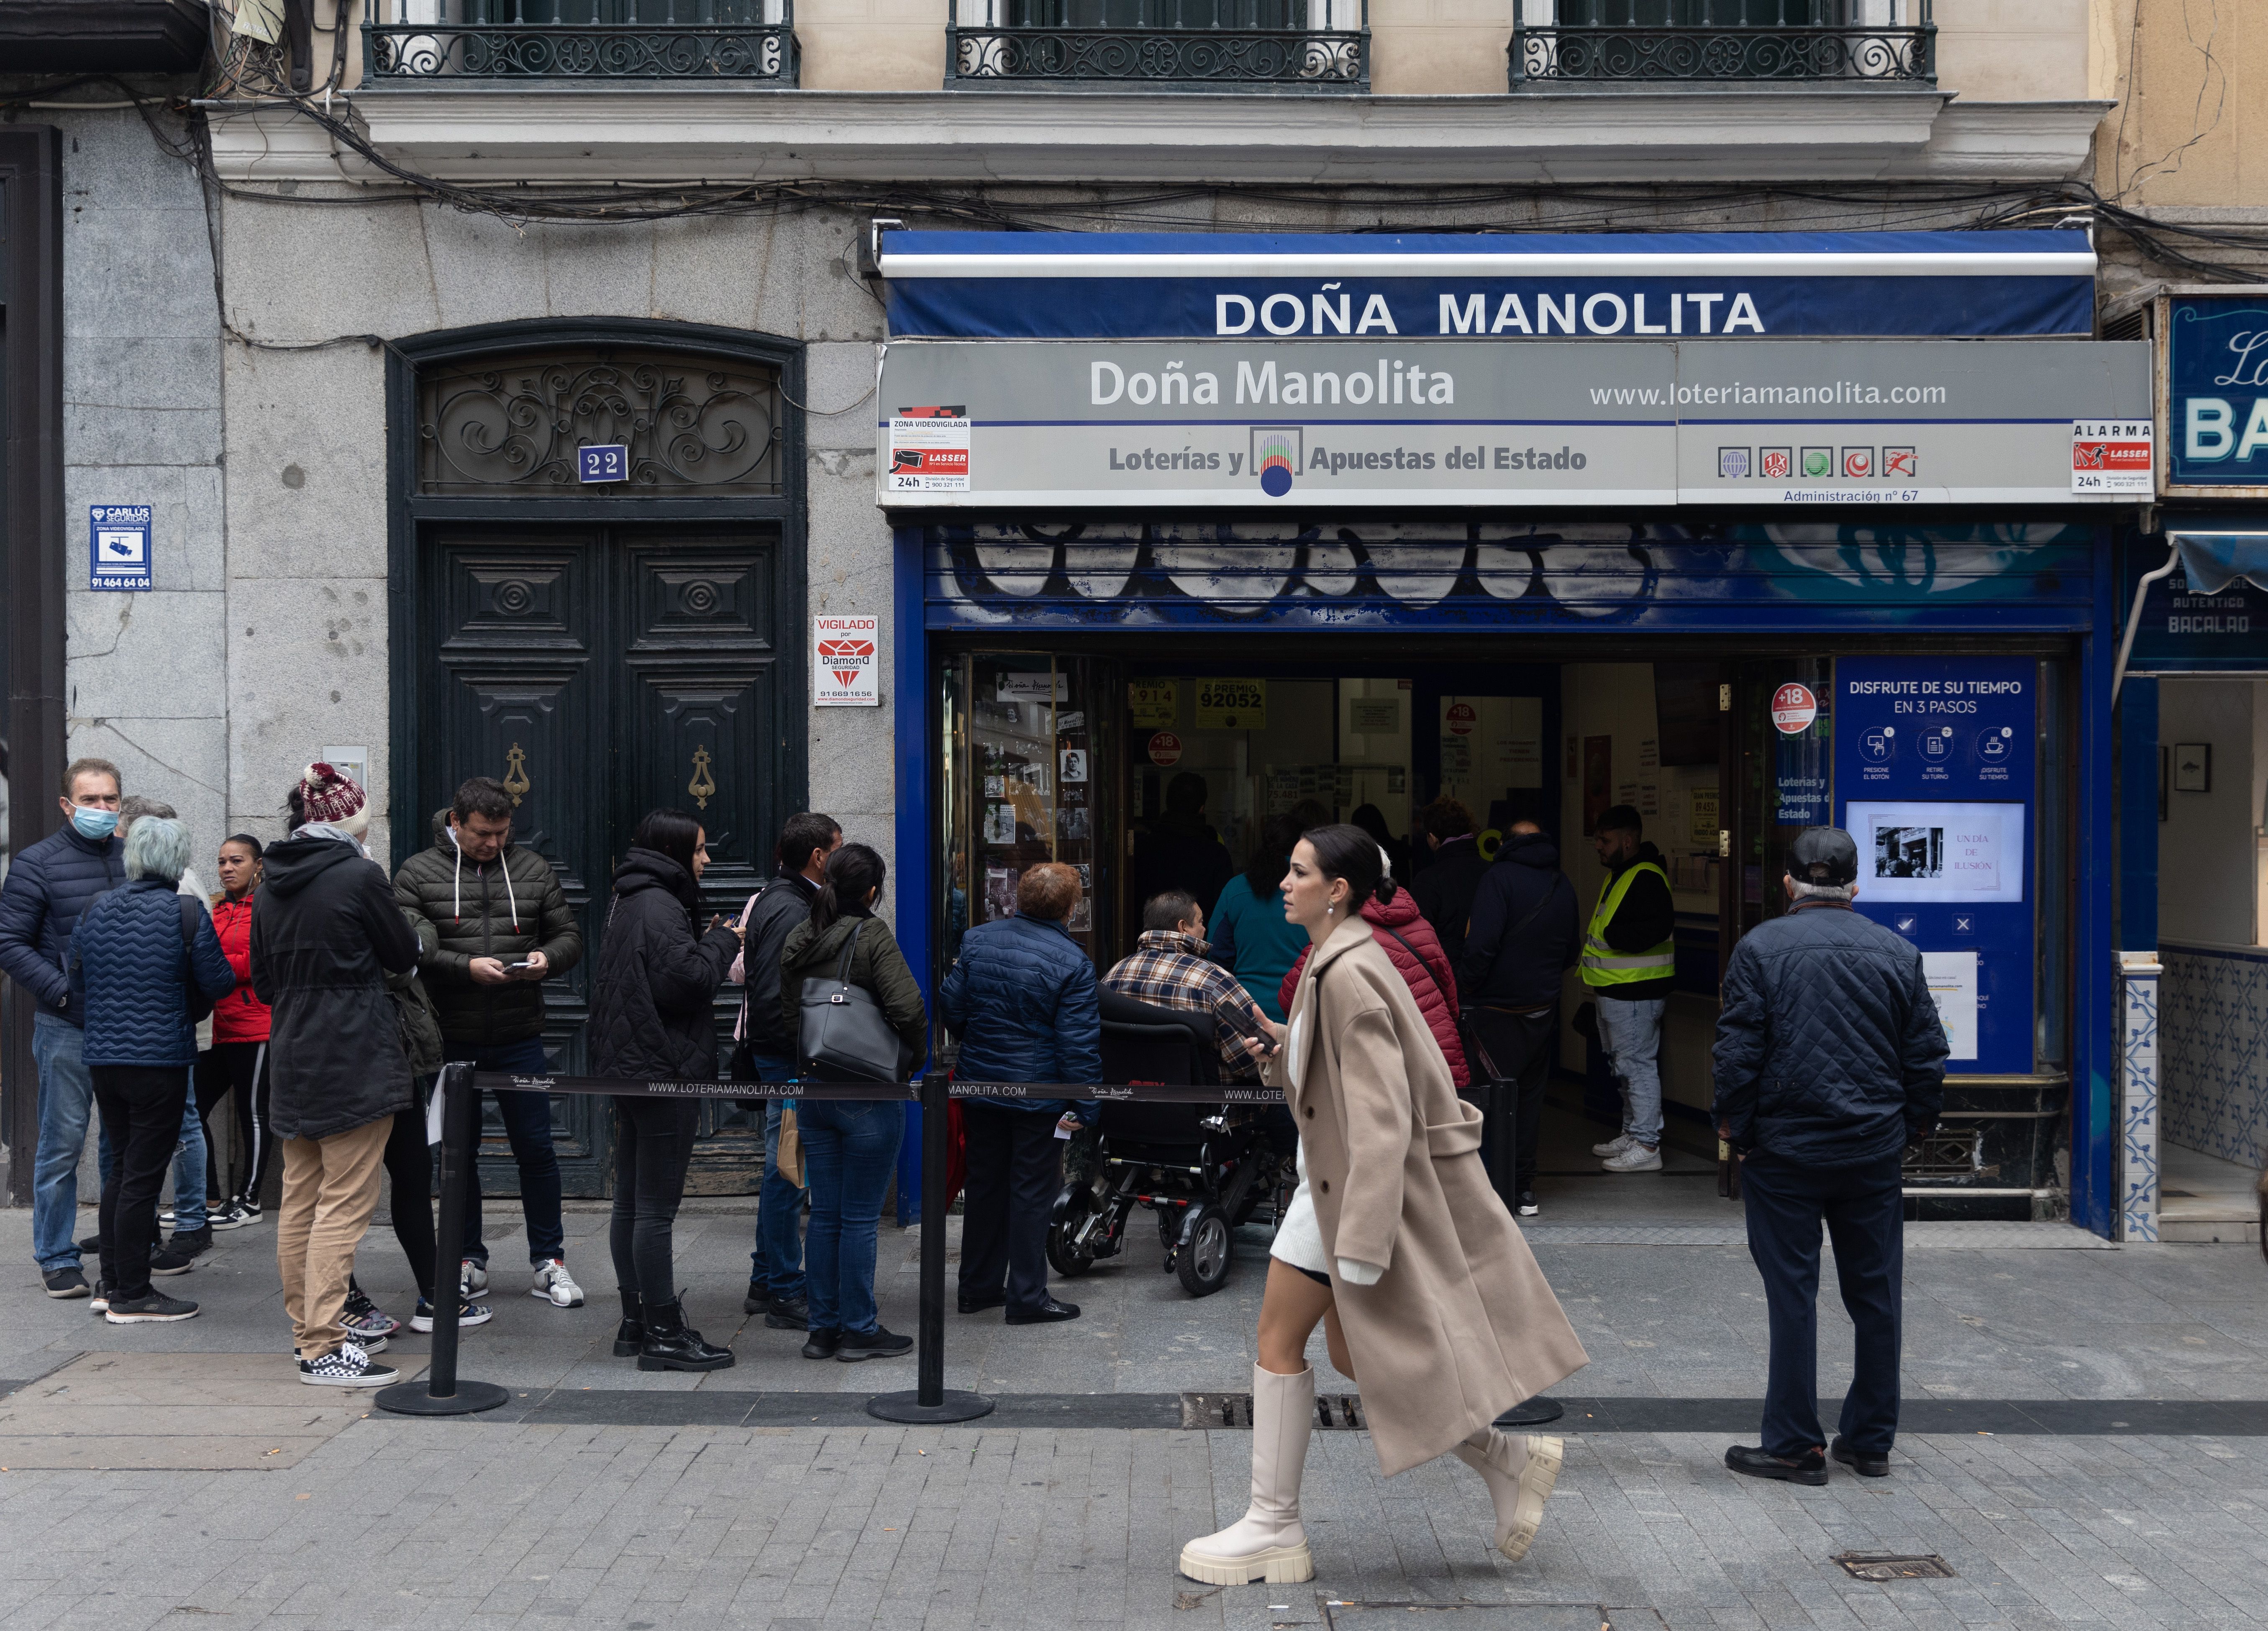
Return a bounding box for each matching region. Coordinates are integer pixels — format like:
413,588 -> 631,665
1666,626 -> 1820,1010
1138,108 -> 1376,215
1319,1603 -> 1665,1630
1181,1391 -> 1367,1430
1834,1554 -> 1956,1581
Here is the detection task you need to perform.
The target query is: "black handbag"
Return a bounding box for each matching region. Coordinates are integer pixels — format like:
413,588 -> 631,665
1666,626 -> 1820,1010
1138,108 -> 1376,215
796,921 -> 911,1085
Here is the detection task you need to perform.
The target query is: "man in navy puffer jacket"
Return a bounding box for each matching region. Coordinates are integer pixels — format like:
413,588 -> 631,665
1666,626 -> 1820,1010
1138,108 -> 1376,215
0,758 -> 128,1296
940,863 -> 1100,1325
1712,827 -> 1947,1489
67,817 -> 236,1321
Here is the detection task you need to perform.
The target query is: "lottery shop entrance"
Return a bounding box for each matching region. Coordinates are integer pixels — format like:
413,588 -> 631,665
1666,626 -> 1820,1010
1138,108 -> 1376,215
930,635 -> 2078,1226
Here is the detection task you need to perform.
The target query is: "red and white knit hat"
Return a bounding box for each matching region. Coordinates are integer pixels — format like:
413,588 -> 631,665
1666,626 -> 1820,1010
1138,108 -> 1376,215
299,762 -> 370,837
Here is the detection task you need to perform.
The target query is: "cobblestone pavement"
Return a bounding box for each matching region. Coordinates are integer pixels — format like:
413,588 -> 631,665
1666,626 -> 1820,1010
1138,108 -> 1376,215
4,1209 -> 2267,1629
5,1416 -> 2268,1631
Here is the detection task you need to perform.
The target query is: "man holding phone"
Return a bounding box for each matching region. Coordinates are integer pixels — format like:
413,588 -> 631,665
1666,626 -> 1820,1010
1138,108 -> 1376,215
395,777 -> 584,1309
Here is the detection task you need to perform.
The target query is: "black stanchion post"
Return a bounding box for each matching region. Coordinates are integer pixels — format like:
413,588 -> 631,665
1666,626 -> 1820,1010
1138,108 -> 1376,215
377,1062 -> 509,1417
1484,1072 -> 1517,1211
868,1074 -> 992,1425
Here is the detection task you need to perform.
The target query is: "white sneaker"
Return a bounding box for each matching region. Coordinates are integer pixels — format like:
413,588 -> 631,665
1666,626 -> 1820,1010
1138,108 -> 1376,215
1591,1132 -> 1635,1158
532,1258 -> 584,1308
1602,1142 -> 1663,1173
459,1259 -> 489,1298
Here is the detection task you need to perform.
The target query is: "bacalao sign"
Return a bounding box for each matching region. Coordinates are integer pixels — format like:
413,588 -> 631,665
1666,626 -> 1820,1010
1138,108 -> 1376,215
873,230 -> 2142,509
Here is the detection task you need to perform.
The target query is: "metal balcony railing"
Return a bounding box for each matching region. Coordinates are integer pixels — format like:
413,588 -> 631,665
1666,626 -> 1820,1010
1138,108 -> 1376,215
361,0 -> 797,82
947,0 -> 1366,92
1509,0 -> 1932,86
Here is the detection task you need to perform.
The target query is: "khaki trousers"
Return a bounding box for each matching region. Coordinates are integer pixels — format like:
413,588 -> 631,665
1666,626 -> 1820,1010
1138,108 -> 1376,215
276,1118 -> 390,1361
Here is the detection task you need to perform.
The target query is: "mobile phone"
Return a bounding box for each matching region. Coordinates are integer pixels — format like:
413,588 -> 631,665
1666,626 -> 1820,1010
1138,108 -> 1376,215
504,959 -> 536,973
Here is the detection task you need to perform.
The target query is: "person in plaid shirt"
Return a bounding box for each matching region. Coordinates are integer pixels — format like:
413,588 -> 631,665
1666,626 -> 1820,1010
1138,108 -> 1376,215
1104,891 -> 1284,1080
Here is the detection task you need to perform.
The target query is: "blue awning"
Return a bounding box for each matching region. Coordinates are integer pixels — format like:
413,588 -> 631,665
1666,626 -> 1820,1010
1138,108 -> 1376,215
2171,531 -> 2268,597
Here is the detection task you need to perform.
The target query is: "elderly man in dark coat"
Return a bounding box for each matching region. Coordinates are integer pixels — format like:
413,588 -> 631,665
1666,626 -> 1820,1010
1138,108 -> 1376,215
1712,827 -> 1948,1485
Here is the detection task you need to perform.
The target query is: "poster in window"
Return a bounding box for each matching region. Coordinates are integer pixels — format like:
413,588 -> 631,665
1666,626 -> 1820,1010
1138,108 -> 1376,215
1842,801 -> 2024,906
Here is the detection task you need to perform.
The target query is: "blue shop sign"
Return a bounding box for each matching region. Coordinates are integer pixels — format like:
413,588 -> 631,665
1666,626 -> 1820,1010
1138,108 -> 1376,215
2167,292 -> 2268,492
2119,522 -> 2268,673
882,230 -> 2097,343
1836,656 -> 2036,1076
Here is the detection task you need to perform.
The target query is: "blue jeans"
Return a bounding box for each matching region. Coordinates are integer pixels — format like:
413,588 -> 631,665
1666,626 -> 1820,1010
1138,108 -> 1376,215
1597,994 -> 1666,1146
169,1096 -> 208,1232
798,1098 -> 903,1337
31,1014 -> 115,1270
744,1054 -> 805,1298
446,1037 -> 566,1266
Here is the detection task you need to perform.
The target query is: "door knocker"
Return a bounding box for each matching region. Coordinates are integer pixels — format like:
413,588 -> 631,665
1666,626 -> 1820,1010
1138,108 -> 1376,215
688,745 -> 717,811
502,743 -> 530,808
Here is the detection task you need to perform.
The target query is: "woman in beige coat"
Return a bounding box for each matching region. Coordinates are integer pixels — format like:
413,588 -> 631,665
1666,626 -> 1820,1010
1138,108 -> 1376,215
1179,825 -> 1589,1586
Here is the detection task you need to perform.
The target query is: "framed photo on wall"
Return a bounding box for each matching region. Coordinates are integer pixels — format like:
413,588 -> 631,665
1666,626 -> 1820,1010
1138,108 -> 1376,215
2173,743 -> 2212,793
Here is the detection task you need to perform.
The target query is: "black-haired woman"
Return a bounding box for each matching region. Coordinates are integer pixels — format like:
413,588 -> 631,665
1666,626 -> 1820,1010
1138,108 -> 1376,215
588,808 -> 745,1371
197,834 -> 276,1229
778,843 -> 928,1362
1178,824 -> 1589,1587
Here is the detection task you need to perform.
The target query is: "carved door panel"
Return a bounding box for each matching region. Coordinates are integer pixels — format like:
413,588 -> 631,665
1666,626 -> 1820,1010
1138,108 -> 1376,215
419,525 -> 792,1196
617,534 -> 783,1192
423,532 -> 610,1194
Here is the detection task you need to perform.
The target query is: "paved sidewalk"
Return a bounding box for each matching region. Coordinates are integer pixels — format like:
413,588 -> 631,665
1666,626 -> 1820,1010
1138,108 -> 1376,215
4,1412 -> 2267,1630
5,1207 -> 2267,1629
6,1204 -> 2265,1402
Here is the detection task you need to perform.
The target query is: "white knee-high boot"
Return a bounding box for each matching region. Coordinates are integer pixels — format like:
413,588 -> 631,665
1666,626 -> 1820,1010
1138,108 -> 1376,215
1178,1364 -> 1317,1585
1451,1426 -> 1563,1562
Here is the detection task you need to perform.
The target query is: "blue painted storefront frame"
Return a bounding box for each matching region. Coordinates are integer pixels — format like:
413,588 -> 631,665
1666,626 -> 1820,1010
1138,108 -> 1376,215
890,515 -> 2122,1234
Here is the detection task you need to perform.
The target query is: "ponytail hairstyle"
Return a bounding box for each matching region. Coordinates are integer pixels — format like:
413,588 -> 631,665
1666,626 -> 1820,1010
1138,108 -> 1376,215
810,842 -> 887,935
1299,822 -> 1398,914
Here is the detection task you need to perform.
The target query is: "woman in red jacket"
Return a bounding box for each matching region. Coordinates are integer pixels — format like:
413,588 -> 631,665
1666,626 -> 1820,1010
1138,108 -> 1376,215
1279,848 -> 1469,1089
195,835 -> 275,1229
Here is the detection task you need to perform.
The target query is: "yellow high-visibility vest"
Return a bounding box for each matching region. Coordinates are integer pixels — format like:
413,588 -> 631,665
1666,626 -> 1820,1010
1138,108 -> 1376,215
1579,861 -> 1675,989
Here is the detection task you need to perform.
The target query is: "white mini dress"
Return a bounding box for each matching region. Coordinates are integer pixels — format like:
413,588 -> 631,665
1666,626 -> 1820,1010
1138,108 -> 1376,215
1267,1008 -> 1331,1276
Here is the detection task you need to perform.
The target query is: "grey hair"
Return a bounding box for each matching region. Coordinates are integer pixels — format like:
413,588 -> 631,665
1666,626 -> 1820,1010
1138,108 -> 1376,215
118,795 -> 177,833
124,816 -> 191,884
1787,877 -> 1855,904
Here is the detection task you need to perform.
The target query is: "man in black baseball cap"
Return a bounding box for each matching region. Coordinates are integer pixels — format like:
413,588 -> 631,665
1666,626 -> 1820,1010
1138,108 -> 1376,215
1710,826 -> 1948,1487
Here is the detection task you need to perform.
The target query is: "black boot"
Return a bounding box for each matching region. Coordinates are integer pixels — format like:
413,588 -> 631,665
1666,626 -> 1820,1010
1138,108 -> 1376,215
637,1299 -> 735,1373
613,1287 -> 645,1358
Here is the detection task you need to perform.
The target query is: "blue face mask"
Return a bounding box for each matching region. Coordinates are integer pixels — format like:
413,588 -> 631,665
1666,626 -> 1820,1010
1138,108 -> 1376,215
70,806 -> 120,841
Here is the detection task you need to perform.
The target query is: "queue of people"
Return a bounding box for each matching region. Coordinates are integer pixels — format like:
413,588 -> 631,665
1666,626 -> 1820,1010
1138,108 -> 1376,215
8,755 -> 1941,1526
9,754 -> 1005,1381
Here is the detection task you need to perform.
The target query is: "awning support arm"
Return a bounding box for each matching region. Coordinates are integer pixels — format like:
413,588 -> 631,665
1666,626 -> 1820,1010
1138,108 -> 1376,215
2112,538 -> 2183,707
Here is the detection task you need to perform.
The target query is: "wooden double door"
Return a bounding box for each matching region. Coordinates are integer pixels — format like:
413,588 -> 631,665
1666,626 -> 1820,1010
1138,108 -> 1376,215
413,523 -> 800,1195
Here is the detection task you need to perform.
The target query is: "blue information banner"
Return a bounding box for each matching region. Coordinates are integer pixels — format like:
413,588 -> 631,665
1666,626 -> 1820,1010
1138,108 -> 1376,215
1835,655 -> 2035,1075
